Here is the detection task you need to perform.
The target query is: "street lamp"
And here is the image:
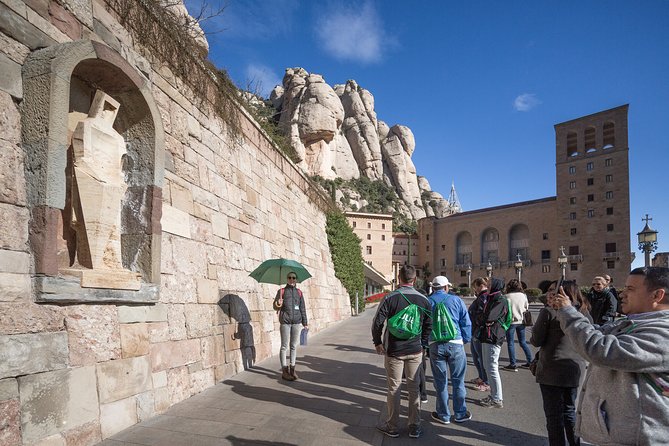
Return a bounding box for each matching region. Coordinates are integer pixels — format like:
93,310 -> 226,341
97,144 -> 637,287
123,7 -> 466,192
466,263 -> 472,289
486,260 -> 493,278
558,246 -> 568,279
637,214 -> 658,267
514,252 -> 523,282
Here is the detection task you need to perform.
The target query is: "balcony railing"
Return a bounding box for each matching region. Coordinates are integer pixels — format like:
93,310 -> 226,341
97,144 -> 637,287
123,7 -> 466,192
603,251 -> 622,260
567,254 -> 583,262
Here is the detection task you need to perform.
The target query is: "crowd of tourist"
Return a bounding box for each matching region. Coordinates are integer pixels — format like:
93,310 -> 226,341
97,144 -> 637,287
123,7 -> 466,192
370,265 -> 669,444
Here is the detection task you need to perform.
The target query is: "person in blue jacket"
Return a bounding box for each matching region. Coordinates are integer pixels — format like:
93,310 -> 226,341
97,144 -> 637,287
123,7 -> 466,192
428,275 -> 473,424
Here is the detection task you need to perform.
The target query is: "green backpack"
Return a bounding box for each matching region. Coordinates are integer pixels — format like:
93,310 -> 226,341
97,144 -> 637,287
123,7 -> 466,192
431,300 -> 458,342
388,292 -> 425,340
499,299 -> 513,331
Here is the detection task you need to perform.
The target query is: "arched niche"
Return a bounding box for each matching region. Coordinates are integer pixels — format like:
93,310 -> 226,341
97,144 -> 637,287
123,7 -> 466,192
508,223 -> 530,260
455,231 -> 472,265
21,40 -> 165,303
481,227 -> 499,263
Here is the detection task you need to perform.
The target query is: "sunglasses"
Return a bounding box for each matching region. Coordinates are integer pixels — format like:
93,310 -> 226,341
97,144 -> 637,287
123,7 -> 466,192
288,276 -> 297,280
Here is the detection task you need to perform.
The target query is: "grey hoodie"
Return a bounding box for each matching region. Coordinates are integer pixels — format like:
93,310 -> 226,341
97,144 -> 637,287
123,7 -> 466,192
556,307 -> 669,446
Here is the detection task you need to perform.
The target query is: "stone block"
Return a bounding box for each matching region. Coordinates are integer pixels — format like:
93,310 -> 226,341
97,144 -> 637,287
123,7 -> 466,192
200,335 -> 224,368
62,420 -> 102,446
152,370 -> 167,388
190,368 -> 214,395
120,323 -> 149,358
47,1 -> 81,40
167,304 -> 187,340
31,433 -> 65,445
117,303 -> 168,323
210,213 -> 229,239
169,182 -> 193,214
0,54 -> 21,100
59,0 -> 93,29
135,390 -> 155,422
0,398 -> 20,445
65,305 -> 120,366
19,366 -> 98,443
146,321 -> 169,343
0,378 -> 18,400
96,355 -> 152,403
149,339 -> 200,372
223,323 -> 241,351
0,250 -> 28,273
161,204 -> 191,238
187,113 -> 201,140
25,7 -> 68,43
0,2 -> 56,50
0,272 -> 31,301
0,302 -> 65,335
0,332 -> 67,378
166,366 -> 190,404
0,89 -> 20,144
214,362 -> 237,382
99,396 -> 136,439
196,277 -> 219,304
153,386 -> 170,413
184,303 -> 213,338
0,203 -> 29,250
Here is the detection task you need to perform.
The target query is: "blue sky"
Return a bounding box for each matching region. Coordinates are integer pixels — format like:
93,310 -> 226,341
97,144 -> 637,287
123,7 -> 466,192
189,0 -> 669,268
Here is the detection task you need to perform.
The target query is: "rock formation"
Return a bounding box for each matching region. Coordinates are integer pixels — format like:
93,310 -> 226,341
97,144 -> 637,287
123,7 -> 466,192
268,67 -> 459,220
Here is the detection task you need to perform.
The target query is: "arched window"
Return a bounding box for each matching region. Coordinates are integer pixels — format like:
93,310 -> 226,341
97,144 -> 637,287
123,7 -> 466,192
509,224 -> 530,261
481,228 -> 499,263
456,231 -> 472,265
584,126 -> 596,152
567,132 -> 578,157
603,121 -> 615,148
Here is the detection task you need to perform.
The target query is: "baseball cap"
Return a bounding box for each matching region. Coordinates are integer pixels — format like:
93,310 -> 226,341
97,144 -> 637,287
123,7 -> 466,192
431,276 -> 451,287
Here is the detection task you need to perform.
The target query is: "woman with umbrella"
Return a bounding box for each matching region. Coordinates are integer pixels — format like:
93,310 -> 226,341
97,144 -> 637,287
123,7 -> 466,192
273,271 -> 308,381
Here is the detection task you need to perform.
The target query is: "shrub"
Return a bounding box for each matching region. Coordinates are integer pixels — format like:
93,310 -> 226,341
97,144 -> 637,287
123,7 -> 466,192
325,211 -> 365,311
525,288 -> 542,303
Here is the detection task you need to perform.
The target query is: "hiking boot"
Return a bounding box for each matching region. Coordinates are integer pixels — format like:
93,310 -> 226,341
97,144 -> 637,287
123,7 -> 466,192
376,423 -> 399,438
453,410 -> 472,423
503,364 -> 518,372
431,411 -> 450,425
281,366 -> 294,381
480,396 -> 503,408
289,365 -> 299,381
408,424 -> 423,438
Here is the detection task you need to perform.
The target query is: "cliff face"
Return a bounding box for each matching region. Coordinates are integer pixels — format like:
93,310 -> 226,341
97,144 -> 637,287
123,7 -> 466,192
269,68 -> 457,220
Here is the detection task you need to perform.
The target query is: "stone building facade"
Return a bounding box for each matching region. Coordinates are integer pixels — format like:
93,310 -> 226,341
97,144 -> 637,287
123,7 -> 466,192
344,211 -> 393,282
418,106 -> 632,288
0,1 -> 351,444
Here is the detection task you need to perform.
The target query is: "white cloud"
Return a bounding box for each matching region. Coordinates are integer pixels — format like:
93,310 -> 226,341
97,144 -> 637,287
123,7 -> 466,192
315,1 -> 391,64
513,93 -> 541,112
245,64 -> 282,98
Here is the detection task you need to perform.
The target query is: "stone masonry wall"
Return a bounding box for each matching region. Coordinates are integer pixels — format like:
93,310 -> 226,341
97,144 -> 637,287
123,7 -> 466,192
0,0 -> 351,444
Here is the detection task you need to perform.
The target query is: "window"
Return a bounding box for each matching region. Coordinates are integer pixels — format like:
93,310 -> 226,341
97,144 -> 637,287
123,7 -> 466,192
606,191 -> 613,199
567,132 -> 578,157
607,260 -> 616,269
366,246 -> 372,254
402,250 -> 406,255
542,265 -> 551,273
587,194 -> 594,202
587,209 -> 594,218
569,181 -> 576,189
367,222 -> 371,229
569,246 -> 579,255
603,122 -> 615,148
605,242 -> 617,253
605,158 -> 612,167
541,250 -> 551,260
585,126 -> 596,151
587,178 -> 594,186
543,233 -> 549,240
381,235 -> 385,241
352,222 -> 356,228
426,245 -> 430,252
570,197 -> 576,205
440,259 -> 446,267
460,270 -> 466,277
441,245 -> 446,251
586,162 -> 594,171
426,234 -> 430,241
607,224 -> 614,232
381,223 -> 385,229
570,228 -> 577,235
569,212 -> 576,220
606,207 -> 614,215
606,174 -> 613,183
570,263 -> 578,271
367,234 -> 371,240
569,166 -> 576,174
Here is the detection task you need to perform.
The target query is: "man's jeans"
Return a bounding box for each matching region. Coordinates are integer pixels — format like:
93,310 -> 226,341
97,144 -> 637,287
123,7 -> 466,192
384,352 -> 422,430
539,384 -> 580,446
505,324 -> 533,366
470,338 -> 488,383
279,323 -> 301,367
429,342 -> 468,420
482,342 -> 502,401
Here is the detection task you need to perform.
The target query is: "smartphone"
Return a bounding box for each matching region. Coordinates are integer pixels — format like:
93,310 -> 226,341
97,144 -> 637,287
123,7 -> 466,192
555,276 -> 564,292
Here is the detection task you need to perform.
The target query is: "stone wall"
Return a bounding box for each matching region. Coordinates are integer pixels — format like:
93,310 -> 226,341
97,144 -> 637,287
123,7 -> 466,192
0,0 -> 351,444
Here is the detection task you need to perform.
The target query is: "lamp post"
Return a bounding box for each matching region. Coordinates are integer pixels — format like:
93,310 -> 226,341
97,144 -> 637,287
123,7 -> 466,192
637,214 -> 658,267
466,263 -> 472,289
514,252 -> 523,282
558,246 -> 568,279
486,260 -> 493,278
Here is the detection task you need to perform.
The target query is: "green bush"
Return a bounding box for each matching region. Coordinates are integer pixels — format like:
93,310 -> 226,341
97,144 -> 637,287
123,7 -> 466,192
325,211 -> 365,311
453,287 -> 471,296
525,288 -> 542,303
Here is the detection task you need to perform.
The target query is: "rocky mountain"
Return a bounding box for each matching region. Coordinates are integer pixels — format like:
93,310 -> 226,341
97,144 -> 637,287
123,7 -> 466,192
266,67 -> 459,220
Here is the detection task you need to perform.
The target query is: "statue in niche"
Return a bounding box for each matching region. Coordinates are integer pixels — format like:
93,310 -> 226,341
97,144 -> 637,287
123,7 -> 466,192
67,90 -> 140,290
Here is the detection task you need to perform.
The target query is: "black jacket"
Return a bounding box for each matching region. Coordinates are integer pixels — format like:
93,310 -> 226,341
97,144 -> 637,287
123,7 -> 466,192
474,279 -> 510,346
371,286 -> 432,357
587,288 -> 617,325
274,285 -> 307,325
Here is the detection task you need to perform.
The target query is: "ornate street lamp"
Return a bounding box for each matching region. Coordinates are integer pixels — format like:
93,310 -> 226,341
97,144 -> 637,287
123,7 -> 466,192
637,214 -> 658,267
514,252 -> 523,282
466,263 -> 472,289
486,260 -> 493,278
558,246 -> 568,279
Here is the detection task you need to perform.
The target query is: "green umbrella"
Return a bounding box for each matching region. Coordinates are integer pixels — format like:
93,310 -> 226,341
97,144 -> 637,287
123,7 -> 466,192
249,258 -> 312,285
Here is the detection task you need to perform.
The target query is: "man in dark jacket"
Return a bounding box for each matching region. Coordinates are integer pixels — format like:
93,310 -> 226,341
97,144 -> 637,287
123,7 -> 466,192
372,265 -> 431,439
587,276 -> 617,325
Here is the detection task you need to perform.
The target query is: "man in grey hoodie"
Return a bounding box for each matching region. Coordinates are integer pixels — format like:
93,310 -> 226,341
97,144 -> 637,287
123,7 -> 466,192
549,267 -> 669,446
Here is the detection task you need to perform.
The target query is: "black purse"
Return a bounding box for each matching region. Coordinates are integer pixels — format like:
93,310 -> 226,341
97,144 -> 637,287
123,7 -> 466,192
522,310 -> 533,326
529,351 -> 540,376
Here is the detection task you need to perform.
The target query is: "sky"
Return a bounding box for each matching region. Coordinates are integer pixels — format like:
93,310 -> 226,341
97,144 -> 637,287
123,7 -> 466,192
187,0 -> 669,268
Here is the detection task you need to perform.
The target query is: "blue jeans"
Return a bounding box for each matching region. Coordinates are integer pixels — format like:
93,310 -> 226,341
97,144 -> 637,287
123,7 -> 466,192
506,324 -> 533,366
482,343 -> 502,401
429,342 -> 467,420
539,384 -> 580,446
470,338 -> 488,383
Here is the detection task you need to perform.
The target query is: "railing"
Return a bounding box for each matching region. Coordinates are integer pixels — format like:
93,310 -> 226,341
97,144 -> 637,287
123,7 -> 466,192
567,254 -> 583,262
602,251 -> 622,260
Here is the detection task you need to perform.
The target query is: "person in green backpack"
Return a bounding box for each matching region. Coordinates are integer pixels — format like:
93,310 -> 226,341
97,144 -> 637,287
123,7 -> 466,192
427,276 -> 472,425
372,265 -> 432,439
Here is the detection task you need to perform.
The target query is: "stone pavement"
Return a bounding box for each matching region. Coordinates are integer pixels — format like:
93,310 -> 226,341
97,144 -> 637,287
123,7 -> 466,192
100,303 -> 548,446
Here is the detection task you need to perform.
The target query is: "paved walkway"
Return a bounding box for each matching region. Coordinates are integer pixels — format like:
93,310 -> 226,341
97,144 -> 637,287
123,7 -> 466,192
101,303 -> 548,446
